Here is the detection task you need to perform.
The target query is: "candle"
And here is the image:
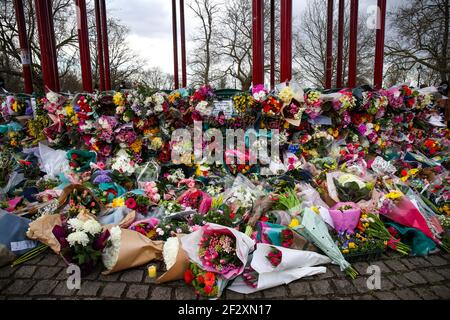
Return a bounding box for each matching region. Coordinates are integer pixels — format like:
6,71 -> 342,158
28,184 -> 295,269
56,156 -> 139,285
147,265 -> 157,278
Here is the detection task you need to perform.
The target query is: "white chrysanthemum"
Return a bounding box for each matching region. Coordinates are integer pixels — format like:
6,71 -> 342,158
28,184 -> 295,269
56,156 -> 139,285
46,91 -> 60,104
154,104 -> 163,113
67,231 -> 90,247
83,219 -> 102,236
337,173 -> 366,189
68,218 -> 85,232
163,237 -> 179,270
152,93 -> 165,105
195,101 -> 212,116
102,226 -> 122,271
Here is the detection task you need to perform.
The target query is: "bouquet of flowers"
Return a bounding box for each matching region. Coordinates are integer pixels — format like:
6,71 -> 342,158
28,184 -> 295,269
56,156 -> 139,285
52,217 -> 111,276
328,172 -> 374,203
67,150 -> 97,173
102,226 -> 163,275
291,208 -> 358,278
129,217 -> 160,238
328,202 -> 362,234
152,219 -> 191,241
184,263 -> 227,298
181,223 -> 254,280
364,213 -> 411,255
228,243 -> 330,294
261,95 -> 282,117
304,90 -> 323,119
156,236 -> 190,284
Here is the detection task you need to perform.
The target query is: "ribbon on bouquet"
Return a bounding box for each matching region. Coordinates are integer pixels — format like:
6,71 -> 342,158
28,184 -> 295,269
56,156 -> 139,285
387,237 -> 401,250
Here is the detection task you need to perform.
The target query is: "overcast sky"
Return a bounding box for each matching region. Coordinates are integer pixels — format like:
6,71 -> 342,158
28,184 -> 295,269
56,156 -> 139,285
107,0 -> 402,75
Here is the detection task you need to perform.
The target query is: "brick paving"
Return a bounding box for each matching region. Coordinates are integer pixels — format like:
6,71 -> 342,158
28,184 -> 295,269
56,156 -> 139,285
0,251 -> 449,300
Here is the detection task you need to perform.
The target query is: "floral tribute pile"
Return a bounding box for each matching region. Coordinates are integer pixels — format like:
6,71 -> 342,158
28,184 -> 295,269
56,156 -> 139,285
0,82 -> 449,298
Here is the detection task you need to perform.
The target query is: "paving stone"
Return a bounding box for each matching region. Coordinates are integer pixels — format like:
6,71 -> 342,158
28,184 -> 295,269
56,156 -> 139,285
388,274 -> 414,288
101,283 -> 127,298
2,279 -> 36,295
7,296 -> 33,300
120,270 -> 144,283
352,294 -> 375,300
407,257 -> 433,268
419,270 -> 445,283
403,271 -> 428,285
0,279 -> 11,291
399,259 -> 416,270
175,287 -> 197,300
126,284 -> 149,299
413,287 -> 439,300
395,288 -> 422,300
332,279 -> 357,295
34,266 -> 61,279
98,273 -> 121,282
373,291 -> 399,300
311,280 -> 333,295
246,291 -> 264,300
261,285 -> 287,299
307,296 -> 329,300
372,261 -> 391,274
429,285 -> 450,299
29,280 -> 59,296
14,266 -> 37,278
333,296 -> 353,300
83,268 -> 102,281
288,281 -> 312,297
435,268 -> 450,280
149,286 -> 172,300
353,277 -> 371,293
225,291 -> 246,300
441,254 -> 450,262
37,254 -> 60,266
353,262 -> 370,275
317,269 -> 335,280
329,265 -> 345,277
76,281 -> 102,297
0,266 -> 15,278
384,260 -> 408,272
426,255 -> 448,266
381,278 -> 395,291
23,255 -> 44,265
52,281 -> 77,296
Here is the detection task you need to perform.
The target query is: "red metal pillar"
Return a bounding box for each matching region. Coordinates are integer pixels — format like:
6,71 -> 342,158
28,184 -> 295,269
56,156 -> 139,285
75,0 -> 93,92
100,0 -> 111,90
325,0 -> 334,89
348,0 -> 358,88
252,0 -> 264,86
180,0 -> 187,88
94,0 -> 105,91
34,0 -> 59,92
172,0 -> 179,89
46,2 -> 60,92
270,0 -> 275,89
14,0 -> 33,94
336,0 -> 345,88
373,0 -> 387,89
280,0 -> 292,83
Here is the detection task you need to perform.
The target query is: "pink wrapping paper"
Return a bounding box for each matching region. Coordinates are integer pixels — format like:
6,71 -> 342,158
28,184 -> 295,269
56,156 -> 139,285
328,202 -> 361,234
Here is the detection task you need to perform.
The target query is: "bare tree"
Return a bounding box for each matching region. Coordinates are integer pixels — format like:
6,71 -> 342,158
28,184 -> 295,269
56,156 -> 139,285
385,0 -> 449,84
135,67 -> 174,90
187,0 -> 222,87
293,0 -> 376,88
0,0 -> 146,92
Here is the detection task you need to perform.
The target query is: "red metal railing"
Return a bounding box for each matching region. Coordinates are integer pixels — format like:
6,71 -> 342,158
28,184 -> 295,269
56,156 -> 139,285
252,0 -> 264,86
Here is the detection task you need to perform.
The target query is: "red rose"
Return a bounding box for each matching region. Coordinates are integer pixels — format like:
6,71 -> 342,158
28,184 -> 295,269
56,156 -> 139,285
229,212 -> 236,220
197,275 -> 205,284
69,162 -> 77,168
184,269 -> 195,284
71,153 -> 78,160
203,285 -> 213,295
401,169 -> 408,177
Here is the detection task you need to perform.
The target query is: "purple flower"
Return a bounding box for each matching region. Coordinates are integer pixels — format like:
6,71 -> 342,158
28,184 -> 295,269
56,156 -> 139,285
93,170 -> 113,184
52,225 -> 69,249
358,124 -> 367,135
93,230 -> 110,251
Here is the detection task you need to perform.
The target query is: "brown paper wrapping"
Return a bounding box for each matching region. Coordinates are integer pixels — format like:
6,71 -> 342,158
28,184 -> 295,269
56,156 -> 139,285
26,214 -> 62,254
102,229 -> 163,275
118,210 -> 136,229
156,236 -> 190,284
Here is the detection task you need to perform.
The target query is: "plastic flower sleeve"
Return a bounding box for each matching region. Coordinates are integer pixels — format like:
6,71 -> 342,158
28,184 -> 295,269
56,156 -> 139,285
38,143 -> 70,179
136,160 -> 160,189
292,208 -> 355,276
228,244 -> 330,294
180,223 -> 255,280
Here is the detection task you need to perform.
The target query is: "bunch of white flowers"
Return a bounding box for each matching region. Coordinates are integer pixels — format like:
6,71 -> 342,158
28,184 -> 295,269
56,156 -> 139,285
195,101 -> 212,116
162,237 -> 179,270
102,226 -> 122,271
67,231 -> 90,247
46,91 -> 61,104
167,169 -> 185,183
227,186 -> 256,209
111,151 -> 135,176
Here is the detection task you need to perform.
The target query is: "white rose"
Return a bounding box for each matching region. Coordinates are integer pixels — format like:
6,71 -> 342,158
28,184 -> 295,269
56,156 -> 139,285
46,91 -> 60,104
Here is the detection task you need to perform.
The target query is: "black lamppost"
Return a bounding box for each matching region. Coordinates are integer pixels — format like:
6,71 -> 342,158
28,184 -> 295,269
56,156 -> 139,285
417,65 -> 423,87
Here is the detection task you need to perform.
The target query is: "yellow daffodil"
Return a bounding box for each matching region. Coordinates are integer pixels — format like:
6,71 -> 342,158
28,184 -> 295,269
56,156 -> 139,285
385,190 -> 403,200
342,249 -> 350,254
112,197 -> 125,208
348,242 -> 356,249
289,218 -> 300,228
113,92 -> 125,107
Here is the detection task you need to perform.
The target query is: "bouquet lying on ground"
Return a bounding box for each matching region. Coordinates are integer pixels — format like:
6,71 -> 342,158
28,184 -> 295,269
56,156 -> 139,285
364,213 -> 411,255
228,243 -> 330,294
328,202 -> 361,234
52,217 -> 110,276
181,223 -> 254,280
328,172 -> 374,203
291,208 -> 358,279
184,262 -> 227,298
